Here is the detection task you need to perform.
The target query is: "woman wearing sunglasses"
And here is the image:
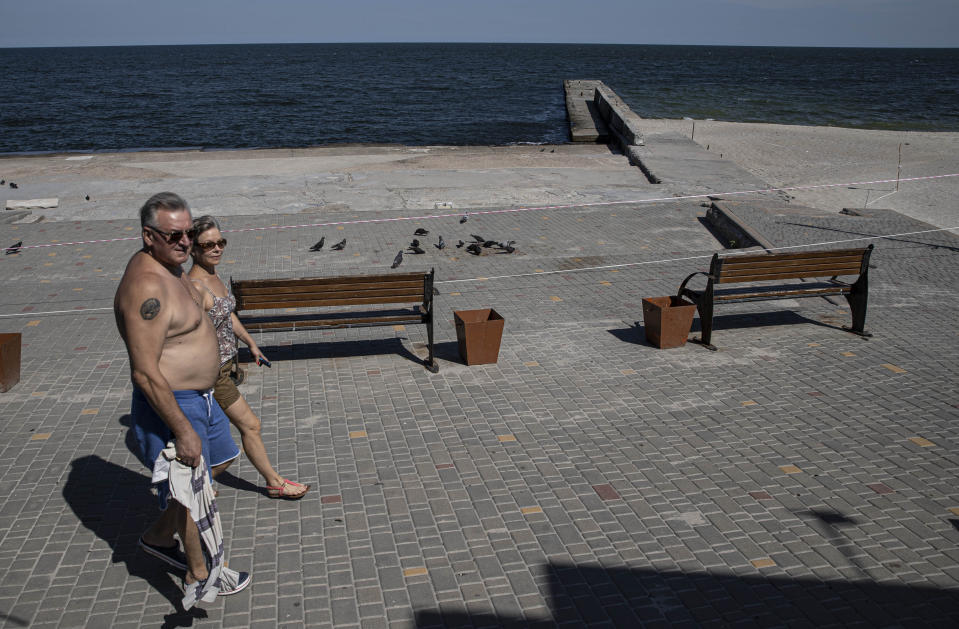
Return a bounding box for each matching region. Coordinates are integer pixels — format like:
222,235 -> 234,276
188,215 -> 310,500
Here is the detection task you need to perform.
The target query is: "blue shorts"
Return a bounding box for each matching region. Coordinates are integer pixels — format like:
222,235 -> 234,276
132,387 -> 240,509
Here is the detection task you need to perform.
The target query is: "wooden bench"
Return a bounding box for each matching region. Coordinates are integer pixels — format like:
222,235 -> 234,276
231,269 -> 438,372
677,245 -> 874,350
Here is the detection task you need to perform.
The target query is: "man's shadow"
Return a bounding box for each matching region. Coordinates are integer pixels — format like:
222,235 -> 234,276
62,416 -> 209,628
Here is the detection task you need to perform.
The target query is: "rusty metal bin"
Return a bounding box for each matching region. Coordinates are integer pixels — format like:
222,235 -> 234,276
642,297 -> 696,349
0,333 -> 22,392
454,309 -> 505,365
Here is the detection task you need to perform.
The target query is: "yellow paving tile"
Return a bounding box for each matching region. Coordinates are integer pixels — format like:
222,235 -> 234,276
550,296 -> 562,302
82,255 -> 92,259
535,269 -> 544,273
26,320 -> 40,327
610,269 -> 619,273
80,408 -> 99,415
349,431 -> 367,439
40,279 -> 51,283
779,464 -> 802,474
524,361 -> 539,367
255,235 -> 262,240
337,225 -> 345,230
44,262 -> 54,267
909,437 -> 935,448
477,277 -> 488,281
597,240 -> 605,245
48,252 -> 56,257
73,287 -> 83,292
449,292 -> 461,296
521,506 -> 543,515
403,567 -> 428,577
31,391 -> 45,396
741,400 -> 758,406
498,435 -> 516,442
393,325 -> 406,331
31,433 -> 52,441
621,369 -> 637,375
841,351 -> 856,357
124,227 -> 133,231
599,281 -> 612,286
950,507 -> 959,517
751,558 -> 776,568
807,343 -> 820,347
882,363 -> 906,373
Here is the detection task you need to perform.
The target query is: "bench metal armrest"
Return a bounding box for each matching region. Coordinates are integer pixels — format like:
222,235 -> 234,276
677,271 -> 710,298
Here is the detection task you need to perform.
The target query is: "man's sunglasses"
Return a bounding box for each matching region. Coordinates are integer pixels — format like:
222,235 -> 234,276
145,225 -> 197,243
196,238 -> 228,251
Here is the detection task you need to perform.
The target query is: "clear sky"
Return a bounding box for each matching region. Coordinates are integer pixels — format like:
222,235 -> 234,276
2,0 -> 957,48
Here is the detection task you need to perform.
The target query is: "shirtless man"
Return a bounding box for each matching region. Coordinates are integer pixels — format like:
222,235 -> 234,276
114,192 -> 249,596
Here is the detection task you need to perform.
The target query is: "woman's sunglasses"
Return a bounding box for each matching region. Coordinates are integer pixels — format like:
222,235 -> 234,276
196,238 -> 228,251
145,225 -> 197,244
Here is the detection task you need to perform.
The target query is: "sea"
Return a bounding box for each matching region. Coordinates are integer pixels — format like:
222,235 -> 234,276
1,43 -> 957,154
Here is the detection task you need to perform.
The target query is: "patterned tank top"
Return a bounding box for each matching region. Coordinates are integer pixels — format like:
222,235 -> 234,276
205,287 -> 238,366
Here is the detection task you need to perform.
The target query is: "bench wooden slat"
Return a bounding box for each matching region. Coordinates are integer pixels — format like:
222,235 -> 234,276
714,286 -> 849,301
235,279 -> 423,295
718,248 -> 869,264
719,254 -> 865,271
718,263 -> 865,283
240,295 -> 425,310
240,287 -> 425,304
234,273 -> 422,289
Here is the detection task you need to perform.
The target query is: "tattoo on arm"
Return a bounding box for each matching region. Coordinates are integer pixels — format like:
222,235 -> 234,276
140,298 -> 161,320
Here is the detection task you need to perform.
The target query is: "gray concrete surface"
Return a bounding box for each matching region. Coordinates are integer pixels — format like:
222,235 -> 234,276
0,89 -> 957,628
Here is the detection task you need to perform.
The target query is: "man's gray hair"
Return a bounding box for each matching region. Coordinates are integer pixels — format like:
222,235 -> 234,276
139,192 -> 190,228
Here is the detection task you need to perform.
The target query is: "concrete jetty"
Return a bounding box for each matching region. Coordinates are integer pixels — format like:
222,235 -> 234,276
0,83 -> 957,628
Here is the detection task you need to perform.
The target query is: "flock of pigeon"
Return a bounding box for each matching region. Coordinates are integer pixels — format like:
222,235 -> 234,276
390,225 -> 516,269
305,213 -> 517,270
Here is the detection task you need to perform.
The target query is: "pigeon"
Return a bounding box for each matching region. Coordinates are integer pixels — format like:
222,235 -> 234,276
5,241 -> 23,255
456,240 -> 464,248
9,182 -> 18,189
413,227 -> 429,236
466,243 -> 482,256
436,235 -> 445,250
408,244 -> 425,254
309,236 -> 325,251
0,180 -> 5,185
470,234 -> 484,242
391,250 -> 403,269
331,238 -> 346,250
482,240 -> 498,248
459,212 -> 469,224
410,239 -> 420,248
84,195 -> 90,201
502,240 -> 516,254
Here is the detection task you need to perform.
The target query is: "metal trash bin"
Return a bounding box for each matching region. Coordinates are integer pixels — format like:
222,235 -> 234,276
641,297 -> 696,349
454,309 -> 505,365
0,333 -> 22,392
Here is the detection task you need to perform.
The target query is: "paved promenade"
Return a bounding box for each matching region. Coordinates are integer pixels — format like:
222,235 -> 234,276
0,133 -> 958,628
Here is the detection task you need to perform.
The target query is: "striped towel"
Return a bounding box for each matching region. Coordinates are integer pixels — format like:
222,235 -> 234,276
155,443 -> 232,609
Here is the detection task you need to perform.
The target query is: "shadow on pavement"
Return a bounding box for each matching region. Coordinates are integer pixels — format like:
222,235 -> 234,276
63,454 -> 208,628
239,336 -> 424,367
415,561 -> 959,627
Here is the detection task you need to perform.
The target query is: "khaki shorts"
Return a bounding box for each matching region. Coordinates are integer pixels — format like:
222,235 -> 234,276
213,360 -> 242,410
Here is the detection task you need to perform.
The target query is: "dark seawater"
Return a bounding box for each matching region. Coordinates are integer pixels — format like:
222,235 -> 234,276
1,43 -> 957,154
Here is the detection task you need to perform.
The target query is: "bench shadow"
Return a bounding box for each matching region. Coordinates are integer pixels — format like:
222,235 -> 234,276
608,310 -> 845,349
239,336 -> 425,367
691,310 -> 849,335
63,452 -> 208,628
414,561 -> 959,627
